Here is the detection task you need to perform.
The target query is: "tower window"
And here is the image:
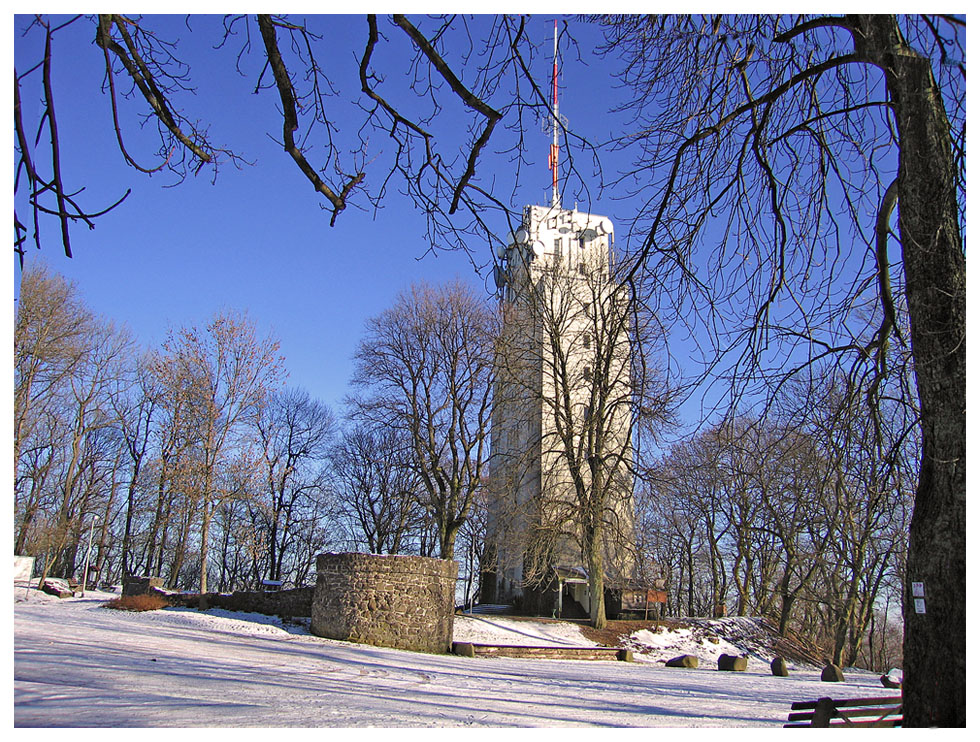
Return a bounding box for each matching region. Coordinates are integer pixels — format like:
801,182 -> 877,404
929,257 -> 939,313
583,333 -> 592,349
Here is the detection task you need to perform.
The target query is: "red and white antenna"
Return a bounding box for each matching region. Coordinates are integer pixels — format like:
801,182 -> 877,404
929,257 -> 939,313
548,19 -> 561,210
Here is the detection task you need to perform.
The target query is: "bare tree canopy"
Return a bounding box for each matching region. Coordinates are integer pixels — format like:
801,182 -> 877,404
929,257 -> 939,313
153,310 -> 285,596
350,280 -> 496,562
14,14 -> 591,265
254,388 -> 336,583
595,13 -> 964,727
328,424 -> 424,556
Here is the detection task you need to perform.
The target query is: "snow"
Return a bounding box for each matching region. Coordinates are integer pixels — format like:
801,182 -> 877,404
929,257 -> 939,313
622,616 -> 816,672
14,586 -> 891,728
454,615 -> 598,647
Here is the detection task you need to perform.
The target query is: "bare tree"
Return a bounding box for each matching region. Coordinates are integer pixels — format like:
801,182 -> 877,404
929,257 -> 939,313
140,350 -> 198,581
14,408 -> 62,556
797,379 -> 913,668
597,14 -> 964,725
753,424 -> 837,637
109,351 -> 161,578
328,424 -> 423,555
32,313 -> 131,584
153,310 -> 284,596
14,265 -> 94,489
14,264 -> 345,590
350,280 -> 495,562
254,387 -> 336,583
641,367 -> 911,661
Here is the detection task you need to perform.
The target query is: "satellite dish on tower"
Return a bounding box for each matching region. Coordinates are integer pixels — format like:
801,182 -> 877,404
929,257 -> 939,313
515,227 -> 530,244
532,241 -> 545,259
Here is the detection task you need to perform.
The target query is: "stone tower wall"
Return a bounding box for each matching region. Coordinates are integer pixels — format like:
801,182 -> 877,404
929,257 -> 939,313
311,552 -> 457,654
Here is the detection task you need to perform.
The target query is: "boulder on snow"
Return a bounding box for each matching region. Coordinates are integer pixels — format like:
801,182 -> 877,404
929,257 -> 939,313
718,653 -> 748,672
880,673 -> 902,689
821,663 -> 845,682
40,578 -> 75,598
665,654 -> 699,668
770,656 -> 789,676
122,576 -> 164,597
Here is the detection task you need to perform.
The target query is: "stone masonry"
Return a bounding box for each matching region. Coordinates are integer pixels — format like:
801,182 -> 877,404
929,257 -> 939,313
122,576 -> 314,618
311,552 -> 457,654
168,586 -> 315,618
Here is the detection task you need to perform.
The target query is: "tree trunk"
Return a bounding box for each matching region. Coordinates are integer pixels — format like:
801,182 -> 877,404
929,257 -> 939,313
167,506 -> 192,590
584,525 -> 606,629
199,499 -> 212,600
685,543 -> 694,616
850,14 -> 966,727
777,583 -> 795,637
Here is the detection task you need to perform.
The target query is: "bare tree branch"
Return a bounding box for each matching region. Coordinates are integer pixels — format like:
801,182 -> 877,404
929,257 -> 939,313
256,14 -> 365,226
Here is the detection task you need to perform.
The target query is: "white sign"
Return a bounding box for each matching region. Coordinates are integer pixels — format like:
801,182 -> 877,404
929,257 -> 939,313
912,582 -> 925,597
14,555 -> 35,582
914,598 -> 927,614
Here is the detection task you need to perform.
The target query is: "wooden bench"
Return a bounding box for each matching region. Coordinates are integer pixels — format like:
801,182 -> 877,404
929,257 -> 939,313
785,696 -> 902,727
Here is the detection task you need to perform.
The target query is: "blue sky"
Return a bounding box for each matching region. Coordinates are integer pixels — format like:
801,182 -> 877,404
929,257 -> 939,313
12,14 -> 634,413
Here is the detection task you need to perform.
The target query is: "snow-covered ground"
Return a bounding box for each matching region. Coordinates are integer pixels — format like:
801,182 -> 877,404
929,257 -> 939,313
14,586 -> 889,727
454,614 -> 599,647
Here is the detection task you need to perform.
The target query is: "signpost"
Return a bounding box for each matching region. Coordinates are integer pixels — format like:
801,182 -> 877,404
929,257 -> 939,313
80,516 -> 98,596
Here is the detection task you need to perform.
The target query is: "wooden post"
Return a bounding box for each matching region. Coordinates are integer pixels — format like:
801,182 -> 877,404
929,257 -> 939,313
812,698 -> 837,727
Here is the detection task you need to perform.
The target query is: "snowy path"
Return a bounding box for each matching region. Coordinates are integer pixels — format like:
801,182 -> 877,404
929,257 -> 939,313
14,590 -> 887,727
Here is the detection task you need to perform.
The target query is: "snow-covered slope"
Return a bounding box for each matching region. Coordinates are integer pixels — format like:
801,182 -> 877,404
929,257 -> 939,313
14,588 -> 887,727
620,617 -> 823,671
457,613 -> 825,672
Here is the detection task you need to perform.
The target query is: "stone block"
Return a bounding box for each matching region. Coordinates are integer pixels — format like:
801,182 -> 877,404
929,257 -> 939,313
718,653 -> 748,671
40,578 -> 74,598
821,663 -> 845,682
665,654 -> 699,668
880,673 -> 902,689
122,576 -> 163,597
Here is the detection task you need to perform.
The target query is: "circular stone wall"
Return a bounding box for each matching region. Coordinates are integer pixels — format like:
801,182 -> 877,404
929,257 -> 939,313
311,552 -> 457,653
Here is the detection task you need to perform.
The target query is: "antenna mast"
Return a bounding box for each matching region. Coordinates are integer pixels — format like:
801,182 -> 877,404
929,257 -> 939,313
549,19 -> 561,210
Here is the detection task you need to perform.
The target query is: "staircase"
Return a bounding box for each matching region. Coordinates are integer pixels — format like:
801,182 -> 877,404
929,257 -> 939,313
461,603 -> 512,615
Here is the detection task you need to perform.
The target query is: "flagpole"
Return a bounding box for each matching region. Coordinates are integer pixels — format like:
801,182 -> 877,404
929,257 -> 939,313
551,19 -> 560,209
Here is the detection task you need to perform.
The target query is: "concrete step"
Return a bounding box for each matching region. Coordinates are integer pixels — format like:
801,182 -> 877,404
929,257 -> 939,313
452,642 -> 632,662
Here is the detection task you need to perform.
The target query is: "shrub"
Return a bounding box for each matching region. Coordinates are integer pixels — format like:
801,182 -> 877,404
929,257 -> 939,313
103,593 -> 170,612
